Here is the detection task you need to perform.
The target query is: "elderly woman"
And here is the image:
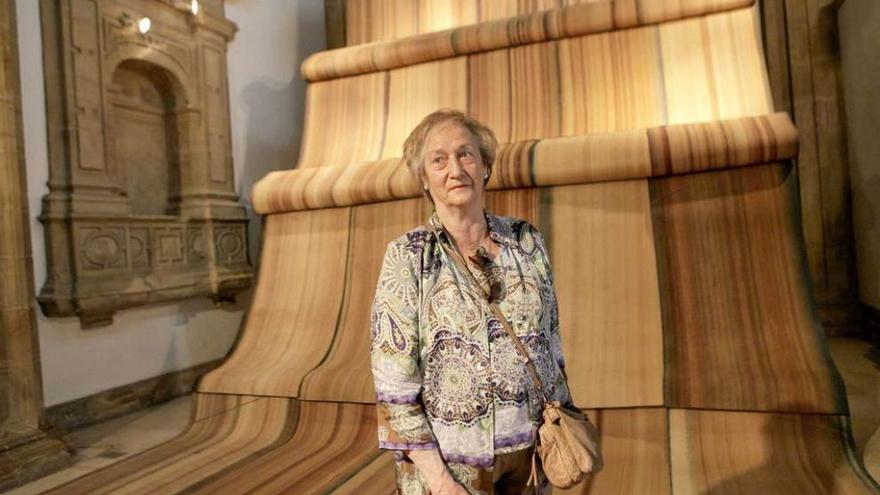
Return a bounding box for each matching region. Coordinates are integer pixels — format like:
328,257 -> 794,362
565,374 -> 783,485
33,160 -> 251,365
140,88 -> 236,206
370,109 -> 574,495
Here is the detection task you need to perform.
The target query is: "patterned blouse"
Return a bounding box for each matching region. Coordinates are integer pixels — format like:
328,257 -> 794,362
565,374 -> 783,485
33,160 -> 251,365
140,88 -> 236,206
370,211 -> 573,468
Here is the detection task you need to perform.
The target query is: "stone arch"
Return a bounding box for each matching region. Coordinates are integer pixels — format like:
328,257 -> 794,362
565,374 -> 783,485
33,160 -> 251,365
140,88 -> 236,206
104,54 -> 198,216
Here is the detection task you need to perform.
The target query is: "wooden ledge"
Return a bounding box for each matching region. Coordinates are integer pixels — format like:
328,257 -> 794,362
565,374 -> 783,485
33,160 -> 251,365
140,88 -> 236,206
252,113 -> 797,215
302,0 -> 755,82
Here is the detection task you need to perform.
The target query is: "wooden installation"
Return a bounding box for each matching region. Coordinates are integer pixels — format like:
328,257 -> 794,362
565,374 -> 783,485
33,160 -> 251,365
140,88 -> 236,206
37,0 -> 253,328
41,0 -> 880,493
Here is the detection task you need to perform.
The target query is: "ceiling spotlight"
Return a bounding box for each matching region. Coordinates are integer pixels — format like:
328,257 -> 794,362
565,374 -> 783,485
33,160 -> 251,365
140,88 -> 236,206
191,0 -> 199,15
137,16 -> 151,34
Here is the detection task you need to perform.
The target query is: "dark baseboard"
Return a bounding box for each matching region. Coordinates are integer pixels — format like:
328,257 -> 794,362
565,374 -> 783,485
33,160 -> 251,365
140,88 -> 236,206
44,359 -> 222,434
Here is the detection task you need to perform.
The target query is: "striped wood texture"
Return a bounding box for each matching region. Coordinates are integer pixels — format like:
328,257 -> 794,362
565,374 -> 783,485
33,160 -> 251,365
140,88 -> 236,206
544,181 -> 664,408
310,0 -> 754,80
669,409 -> 879,494
41,1 -> 879,493
42,394 -> 295,494
299,198 -> 428,402
557,408 -> 671,494
44,396 -> 394,494
650,163 -> 847,413
198,209 -> 351,396
251,113 -> 797,214
292,3 -> 773,177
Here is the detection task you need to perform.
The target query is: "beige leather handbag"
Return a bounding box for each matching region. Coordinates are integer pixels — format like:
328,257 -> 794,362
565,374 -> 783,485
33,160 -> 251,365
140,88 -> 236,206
429,221 -> 603,489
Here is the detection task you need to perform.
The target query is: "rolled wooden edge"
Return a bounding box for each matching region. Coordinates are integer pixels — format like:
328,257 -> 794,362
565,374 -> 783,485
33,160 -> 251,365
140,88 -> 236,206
301,0 -> 755,82
251,113 -> 797,215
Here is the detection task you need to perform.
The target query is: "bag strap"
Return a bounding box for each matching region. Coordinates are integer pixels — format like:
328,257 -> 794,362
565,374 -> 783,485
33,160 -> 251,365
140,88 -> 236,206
427,218 -> 550,404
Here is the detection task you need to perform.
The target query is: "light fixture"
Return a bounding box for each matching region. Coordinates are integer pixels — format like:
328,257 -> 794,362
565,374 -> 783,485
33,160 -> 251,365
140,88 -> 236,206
137,16 -> 151,34
172,0 -> 200,16
117,12 -> 154,39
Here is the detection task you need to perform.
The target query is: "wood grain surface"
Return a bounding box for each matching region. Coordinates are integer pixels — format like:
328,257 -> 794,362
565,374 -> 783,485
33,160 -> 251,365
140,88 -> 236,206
42,394 -> 297,494
186,402 -> 381,494
669,409 -> 880,494
40,1 -> 878,493
299,199 -> 427,402
544,181 -> 664,408
306,0 -> 755,81
297,73 -> 387,170
198,209 -> 351,397
252,114 -> 797,215
557,408 -> 671,495
651,163 -> 847,413
42,398 -> 391,495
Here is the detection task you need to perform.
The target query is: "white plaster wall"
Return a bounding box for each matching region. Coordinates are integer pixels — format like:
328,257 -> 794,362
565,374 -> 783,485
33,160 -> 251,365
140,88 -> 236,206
225,0 -> 326,264
839,0 -> 880,311
15,0 -> 325,407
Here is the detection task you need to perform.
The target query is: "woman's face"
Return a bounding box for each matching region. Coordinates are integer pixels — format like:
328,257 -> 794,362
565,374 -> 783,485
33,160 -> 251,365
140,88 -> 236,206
422,121 -> 487,210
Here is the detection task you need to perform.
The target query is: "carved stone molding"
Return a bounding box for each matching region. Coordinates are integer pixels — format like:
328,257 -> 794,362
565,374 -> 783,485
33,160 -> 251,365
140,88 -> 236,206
38,0 -> 252,328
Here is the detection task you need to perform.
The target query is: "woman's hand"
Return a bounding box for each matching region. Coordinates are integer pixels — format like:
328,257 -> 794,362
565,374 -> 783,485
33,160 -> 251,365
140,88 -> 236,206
405,449 -> 469,494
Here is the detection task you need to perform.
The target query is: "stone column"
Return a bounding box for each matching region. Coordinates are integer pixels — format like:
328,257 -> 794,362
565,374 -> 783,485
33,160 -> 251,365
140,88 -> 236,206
0,0 -> 71,489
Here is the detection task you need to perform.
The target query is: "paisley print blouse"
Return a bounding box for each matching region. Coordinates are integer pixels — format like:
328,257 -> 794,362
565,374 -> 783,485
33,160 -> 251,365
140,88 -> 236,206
370,212 -> 573,468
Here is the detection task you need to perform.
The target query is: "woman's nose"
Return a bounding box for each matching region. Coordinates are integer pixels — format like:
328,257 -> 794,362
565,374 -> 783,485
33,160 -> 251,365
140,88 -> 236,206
448,156 -> 463,177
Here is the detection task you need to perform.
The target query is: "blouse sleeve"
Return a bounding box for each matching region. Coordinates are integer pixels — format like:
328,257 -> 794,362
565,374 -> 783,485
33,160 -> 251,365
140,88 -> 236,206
533,228 -> 575,407
370,240 -> 437,451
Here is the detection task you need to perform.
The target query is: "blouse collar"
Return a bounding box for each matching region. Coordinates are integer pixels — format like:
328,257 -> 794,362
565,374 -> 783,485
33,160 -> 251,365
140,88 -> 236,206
428,210 -> 515,248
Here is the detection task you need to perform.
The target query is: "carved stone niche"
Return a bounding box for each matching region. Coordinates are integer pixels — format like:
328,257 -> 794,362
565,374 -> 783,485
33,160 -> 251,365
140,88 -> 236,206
38,0 -> 253,328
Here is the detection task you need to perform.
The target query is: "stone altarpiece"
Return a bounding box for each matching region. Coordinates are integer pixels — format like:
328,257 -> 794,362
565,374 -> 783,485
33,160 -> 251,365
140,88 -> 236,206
38,0 -> 252,328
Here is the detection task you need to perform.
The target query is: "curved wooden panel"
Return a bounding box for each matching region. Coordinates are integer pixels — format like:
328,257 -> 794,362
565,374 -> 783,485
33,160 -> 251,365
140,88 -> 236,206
545,181 -> 664,408
297,73 -> 387,169
44,1 -> 875,493
660,7 -> 772,123
381,58 -> 468,159
559,25 -> 665,134
43,395 -> 297,495
252,114 -> 797,214
186,402 -> 380,494
306,0 -> 755,81
669,409 -> 880,494
198,209 -> 351,397
651,163 -> 847,413
299,199 -> 427,402
558,408 -> 671,495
